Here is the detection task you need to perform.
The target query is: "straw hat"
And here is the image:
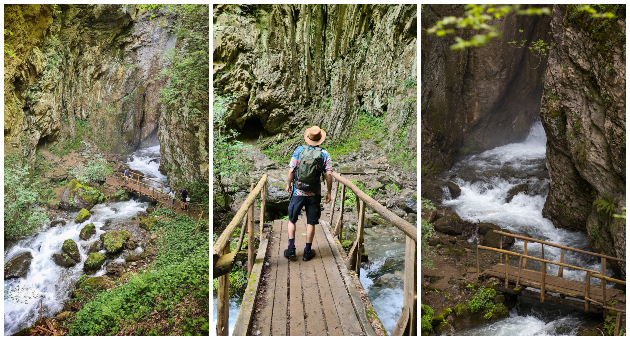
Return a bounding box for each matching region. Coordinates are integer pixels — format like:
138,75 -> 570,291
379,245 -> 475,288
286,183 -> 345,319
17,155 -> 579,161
304,126 -> 326,146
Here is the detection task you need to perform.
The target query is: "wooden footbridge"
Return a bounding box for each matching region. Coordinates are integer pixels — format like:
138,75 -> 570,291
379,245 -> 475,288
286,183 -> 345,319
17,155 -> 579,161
111,170 -> 206,220
213,172 -> 418,336
477,230 -> 626,335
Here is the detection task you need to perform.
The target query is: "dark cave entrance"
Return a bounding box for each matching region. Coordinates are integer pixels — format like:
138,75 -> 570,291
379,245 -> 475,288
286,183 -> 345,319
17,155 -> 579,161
237,116 -> 265,141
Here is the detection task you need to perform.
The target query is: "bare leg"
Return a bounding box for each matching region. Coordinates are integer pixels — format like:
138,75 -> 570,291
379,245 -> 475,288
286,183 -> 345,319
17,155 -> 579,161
288,221 -> 296,241
306,224 -> 315,244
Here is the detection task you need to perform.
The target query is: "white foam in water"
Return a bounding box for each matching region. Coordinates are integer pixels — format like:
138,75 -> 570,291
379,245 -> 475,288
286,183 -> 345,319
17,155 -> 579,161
4,144 -> 161,335
126,144 -> 167,184
442,122 -> 612,335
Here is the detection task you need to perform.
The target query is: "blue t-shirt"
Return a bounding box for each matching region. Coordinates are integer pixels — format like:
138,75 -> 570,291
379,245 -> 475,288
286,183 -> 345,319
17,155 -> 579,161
289,145 -> 332,196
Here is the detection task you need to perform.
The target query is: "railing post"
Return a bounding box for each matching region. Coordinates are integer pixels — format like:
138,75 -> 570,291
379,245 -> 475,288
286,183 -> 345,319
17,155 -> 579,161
601,257 -> 607,318
540,244 -> 545,302
259,181 -> 267,236
248,183 -> 255,276
523,240 -> 527,269
335,184 -> 346,239
558,248 -> 564,278
516,254 -> 523,288
403,235 -> 417,335
356,200 -> 365,275
505,254 -> 509,290
500,236 -> 503,264
585,271 -> 591,313
329,180 -> 339,226
614,311 -> 621,336
216,244 -> 230,335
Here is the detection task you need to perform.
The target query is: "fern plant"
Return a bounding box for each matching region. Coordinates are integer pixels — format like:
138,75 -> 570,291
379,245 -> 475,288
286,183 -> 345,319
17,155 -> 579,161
593,193 -> 617,219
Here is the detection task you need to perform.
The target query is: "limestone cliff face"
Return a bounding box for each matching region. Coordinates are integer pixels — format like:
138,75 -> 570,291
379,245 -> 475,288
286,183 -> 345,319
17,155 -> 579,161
421,5 -> 551,176
541,5 -> 625,275
4,5 -> 176,159
213,4 -> 417,155
5,5 -> 206,184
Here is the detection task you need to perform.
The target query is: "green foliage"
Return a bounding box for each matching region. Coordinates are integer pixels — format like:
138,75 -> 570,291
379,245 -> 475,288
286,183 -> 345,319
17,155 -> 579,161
593,193 -> 618,219
421,198 -> 436,268
467,285 -> 497,314
69,142 -> 112,183
404,78 -> 417,88
613,206 -> 626,219
4,154 -> 49,240
70,208 -> 208,335
159,5 -> 209,120
326,110 -> 387,159
213,93 -> 252,210
421,304 -> 434,334
385,182 -> 401,193
4,29 -> 15,58
428,4 -> 614,50
603,317 -> 615,336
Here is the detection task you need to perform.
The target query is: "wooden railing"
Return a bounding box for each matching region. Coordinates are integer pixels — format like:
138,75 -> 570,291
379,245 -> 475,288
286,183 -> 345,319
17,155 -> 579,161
122,171 -> 206,214
328,172 -> 417,336
213,175 -> 268,336
477,230 -> 626,335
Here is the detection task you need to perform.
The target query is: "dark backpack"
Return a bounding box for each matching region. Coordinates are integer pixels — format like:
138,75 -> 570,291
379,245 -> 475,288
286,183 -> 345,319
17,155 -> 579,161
294,145 -> 324,192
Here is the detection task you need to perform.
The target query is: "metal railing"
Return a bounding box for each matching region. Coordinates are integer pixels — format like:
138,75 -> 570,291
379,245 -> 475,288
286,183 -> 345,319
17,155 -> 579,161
213,175 -> 268,336
328,172 -> 417,336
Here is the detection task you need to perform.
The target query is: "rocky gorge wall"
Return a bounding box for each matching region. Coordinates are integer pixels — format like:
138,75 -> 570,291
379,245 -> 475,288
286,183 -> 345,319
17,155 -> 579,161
213,4 -> 417,155
4,4 -> 207,184
421,5 -> 551,176
541,5 -> 626,276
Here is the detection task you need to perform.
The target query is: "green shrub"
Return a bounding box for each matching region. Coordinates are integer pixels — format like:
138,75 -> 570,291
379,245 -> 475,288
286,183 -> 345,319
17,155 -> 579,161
70,142 -> 112,183
593,193 -> 618,219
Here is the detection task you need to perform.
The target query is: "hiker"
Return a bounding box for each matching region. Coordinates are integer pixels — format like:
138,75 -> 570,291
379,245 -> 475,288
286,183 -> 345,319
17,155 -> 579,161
185,194 -> 191,211
169,190 -> 176,206
284,126 -> 332,261
123,168 -> 130,185
180,188 -> 188,210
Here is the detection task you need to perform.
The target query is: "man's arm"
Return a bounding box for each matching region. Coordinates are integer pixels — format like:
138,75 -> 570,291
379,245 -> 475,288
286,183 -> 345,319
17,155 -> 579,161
285,168 -> 295,193
324,170 -> 333,204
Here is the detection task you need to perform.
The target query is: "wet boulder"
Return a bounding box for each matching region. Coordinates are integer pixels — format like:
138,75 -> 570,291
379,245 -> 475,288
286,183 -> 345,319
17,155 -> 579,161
366,216 -> 388,228
443,181 -> 461,199
79,223 -> 96,240
397,189 -> 417,213
124,237 -> 138,250
505,184 -> 529,203
106,262 -> 126,277
421,206 -> 438,223
265,175 -> 291,218
50,220 -> 67,228
102,231 -> 131,253
60,179 -> 104,211
88,239 -> 103,254
477,223 -> 502,236
421,179 -> 443,202
74,209 -> 91,223
83,252 -> 106,273
125,254 -> 142,262
53,253 -> 77,267
62,239 -> 81,262
4,252 -> 33,280
138,216 -> 157,231
433,216 -> 467,235
482,228 -> 515,248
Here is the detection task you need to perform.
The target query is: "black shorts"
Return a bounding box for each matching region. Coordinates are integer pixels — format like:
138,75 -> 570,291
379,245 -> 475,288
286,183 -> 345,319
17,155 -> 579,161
288,195 -> 321,225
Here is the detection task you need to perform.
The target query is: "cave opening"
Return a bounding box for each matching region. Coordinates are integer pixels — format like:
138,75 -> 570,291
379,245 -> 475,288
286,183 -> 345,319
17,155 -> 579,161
237,116 -> 265,141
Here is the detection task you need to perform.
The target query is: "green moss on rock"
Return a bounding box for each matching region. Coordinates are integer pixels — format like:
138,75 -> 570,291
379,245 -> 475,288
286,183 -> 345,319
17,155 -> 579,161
102,230 -> 130,253
67,179 -> 105,208
79,223 -> 96,240
74,208 -> 90,223
84,252 -> 106,272
62,239 -> 81,262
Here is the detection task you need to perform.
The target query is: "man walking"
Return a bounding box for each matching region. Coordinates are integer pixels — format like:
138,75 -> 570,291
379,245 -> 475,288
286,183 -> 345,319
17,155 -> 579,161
284,126 -> 333,261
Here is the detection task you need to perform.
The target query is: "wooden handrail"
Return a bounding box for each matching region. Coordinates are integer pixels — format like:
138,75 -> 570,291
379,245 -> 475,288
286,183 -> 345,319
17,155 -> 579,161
590,273 -> 626,285
213,174 -> 268,262
331,172 -> 416,242
477,245 -> 601,273
492,230 -> 626,262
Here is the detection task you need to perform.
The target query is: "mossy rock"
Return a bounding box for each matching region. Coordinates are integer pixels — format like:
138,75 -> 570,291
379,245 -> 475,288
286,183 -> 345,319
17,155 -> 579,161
53,253 -> 77,267
102,230 -> 131,253
138,217 -> 157,231
61,179 -> 105,211
88,239 -> 103,254
84,252 -> 106,273
62,239 -> 81,262
79,223 -> 96,240
125,254 -> 141,262
366,216 -> 388,228
341,240 -> 353,250
74,208 -> 91,223
76,276 -> 114,291
55,311 -> 74,321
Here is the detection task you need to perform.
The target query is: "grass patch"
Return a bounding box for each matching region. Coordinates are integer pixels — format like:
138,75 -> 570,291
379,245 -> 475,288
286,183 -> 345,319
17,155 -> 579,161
69,208 -> 209,335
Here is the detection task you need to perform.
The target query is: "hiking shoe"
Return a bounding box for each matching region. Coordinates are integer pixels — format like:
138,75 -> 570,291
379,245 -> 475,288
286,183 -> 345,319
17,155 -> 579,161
302,249 -> 316,261
284,247 -> 296,259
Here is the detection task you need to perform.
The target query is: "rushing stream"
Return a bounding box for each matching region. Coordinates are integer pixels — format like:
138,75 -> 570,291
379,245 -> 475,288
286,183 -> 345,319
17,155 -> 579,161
4,144 -> 163,335
441,121 -> 612,335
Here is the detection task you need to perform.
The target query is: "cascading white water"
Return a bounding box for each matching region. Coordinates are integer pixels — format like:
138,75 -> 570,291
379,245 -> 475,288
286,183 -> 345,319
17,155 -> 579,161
4,145 -> 162,335
441,121 -> 612,335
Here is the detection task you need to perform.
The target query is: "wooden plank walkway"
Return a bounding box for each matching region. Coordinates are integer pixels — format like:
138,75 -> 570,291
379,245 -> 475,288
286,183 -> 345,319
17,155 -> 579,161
247,218 -> 367,336
484,263 -> 625,304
